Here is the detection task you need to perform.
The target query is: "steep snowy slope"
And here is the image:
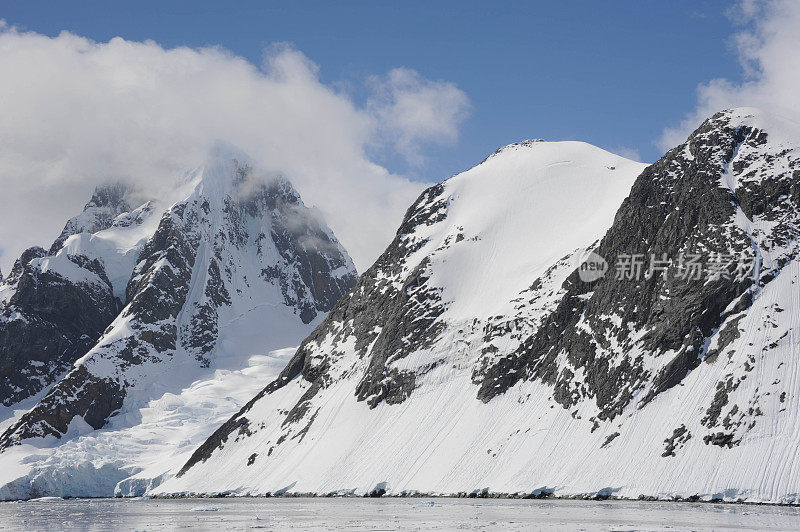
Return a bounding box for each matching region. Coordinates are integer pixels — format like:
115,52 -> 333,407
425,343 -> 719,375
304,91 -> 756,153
165,109 -> 800,503
0,154 -> 357,498
0,185 -> 160,411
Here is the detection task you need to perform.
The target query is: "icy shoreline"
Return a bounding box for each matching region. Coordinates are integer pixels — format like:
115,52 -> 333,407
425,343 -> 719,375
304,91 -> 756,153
4,492 -> 790,507
3,497 -> 799,531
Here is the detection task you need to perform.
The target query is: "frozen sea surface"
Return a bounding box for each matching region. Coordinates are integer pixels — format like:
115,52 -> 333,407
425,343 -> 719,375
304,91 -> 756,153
0,497 -> 799,531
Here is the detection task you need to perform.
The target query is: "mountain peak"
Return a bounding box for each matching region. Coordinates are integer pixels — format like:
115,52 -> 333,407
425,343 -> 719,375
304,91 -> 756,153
480,138 -> 644,170
87,182 -> 132,209
699,107 -> 800,143
49,181 -> 138,254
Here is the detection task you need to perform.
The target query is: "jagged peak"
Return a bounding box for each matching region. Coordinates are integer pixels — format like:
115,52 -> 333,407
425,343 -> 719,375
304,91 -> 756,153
49,182 -> 144,254
5,246 -> 47,285
185,147 -> 308,223
85,182 -> 133,210
695,107 -> 800,145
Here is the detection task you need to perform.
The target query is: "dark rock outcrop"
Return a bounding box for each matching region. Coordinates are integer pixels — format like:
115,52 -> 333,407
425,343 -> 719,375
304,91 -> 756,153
476,110 -> 800,429
0,251 -> 119,407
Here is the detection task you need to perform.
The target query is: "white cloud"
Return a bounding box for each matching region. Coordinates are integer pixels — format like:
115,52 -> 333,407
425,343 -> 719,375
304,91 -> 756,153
658,0 -> 800,151
368,68 -> 471,166
0,25 -> 469,273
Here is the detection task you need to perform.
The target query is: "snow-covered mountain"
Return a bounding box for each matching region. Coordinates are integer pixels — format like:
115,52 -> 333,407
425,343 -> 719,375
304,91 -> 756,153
162,108 -> 800,503
0,184 -> 160,411
158,137 -> 645,493
0,153 -> 356,498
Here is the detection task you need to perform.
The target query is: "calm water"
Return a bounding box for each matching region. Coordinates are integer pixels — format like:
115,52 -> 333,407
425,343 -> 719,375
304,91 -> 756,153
1,497 -> 799,531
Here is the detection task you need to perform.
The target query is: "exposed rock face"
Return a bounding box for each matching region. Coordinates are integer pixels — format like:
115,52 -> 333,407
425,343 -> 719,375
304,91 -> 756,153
277,183 -> 450,411
164,110 -> 800,504
0,253 -> 118,407
477,109 -> 800,433
248,176 -> 357,325
0,160 -> 356,448
0,183 -> 147,408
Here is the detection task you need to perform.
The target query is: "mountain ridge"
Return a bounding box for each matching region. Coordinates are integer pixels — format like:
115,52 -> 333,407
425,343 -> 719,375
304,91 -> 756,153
161,108 -> 800,503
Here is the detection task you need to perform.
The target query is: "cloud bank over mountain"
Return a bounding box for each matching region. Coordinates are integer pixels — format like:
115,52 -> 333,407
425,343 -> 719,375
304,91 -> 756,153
0,23 -> 470,273
659,0 -> 800,150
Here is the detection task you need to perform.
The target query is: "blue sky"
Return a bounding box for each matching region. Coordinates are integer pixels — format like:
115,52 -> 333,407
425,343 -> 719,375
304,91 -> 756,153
1,0 -> 745,180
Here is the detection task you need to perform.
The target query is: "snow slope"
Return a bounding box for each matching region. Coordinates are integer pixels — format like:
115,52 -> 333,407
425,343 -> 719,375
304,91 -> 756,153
163,109 -> 800,503
40,200 -> 162,301
412,140 -> 644,322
